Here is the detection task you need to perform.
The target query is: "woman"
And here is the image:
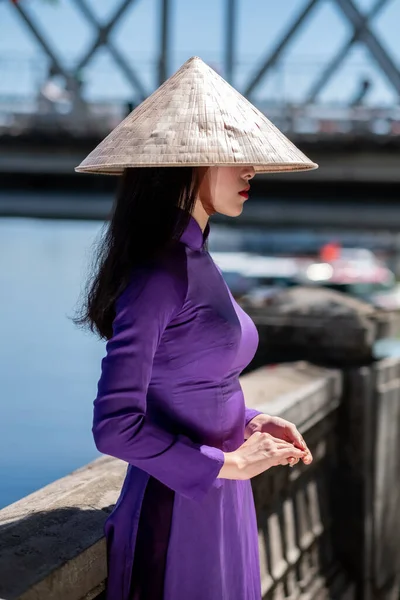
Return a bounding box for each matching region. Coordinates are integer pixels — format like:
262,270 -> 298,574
75,57 -> 317,600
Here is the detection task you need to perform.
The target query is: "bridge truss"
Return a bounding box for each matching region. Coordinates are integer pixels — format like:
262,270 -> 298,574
0,0 -> 398,140
4,0 -> 400,103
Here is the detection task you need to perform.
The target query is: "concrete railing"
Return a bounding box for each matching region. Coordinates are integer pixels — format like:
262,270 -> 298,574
241,363 -> 354,599
0,456 -> 126,600
0,362 -> 346,600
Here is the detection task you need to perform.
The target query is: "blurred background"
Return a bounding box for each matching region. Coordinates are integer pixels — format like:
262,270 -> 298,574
0,0 -> 399,510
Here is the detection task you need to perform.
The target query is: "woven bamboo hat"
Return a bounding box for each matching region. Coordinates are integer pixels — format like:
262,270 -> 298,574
75,56 -> 318,175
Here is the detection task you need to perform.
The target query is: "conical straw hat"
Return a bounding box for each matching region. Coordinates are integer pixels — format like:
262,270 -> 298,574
75,56 -> 318,175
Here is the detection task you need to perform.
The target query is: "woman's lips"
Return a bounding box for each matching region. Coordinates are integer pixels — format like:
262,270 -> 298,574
239,190 -> 249,199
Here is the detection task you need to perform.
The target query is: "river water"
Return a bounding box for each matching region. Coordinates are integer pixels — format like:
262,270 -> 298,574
0,218 -> 107,509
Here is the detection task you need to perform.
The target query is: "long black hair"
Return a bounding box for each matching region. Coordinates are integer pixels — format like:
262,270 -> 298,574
73,166 -> 202,340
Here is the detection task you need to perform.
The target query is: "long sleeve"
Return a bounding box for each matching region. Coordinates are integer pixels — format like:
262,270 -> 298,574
245,408 -> 263,427
92,264 -> 225,502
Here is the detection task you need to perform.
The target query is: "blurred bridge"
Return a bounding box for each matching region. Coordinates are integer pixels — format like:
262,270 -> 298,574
0,0 -> 399,223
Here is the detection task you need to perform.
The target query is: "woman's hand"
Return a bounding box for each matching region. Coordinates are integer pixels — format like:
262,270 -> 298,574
217,431 -> 307,481
245,414 -> 313,466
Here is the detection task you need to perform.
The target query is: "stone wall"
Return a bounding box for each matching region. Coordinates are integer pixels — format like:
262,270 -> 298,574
241,363 -> 354,599
242,286 -> 400,369
0,362 -> 348,600
0,456 -> 126,600
242,288 -> 400,600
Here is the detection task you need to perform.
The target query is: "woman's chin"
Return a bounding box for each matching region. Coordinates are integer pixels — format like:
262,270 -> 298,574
232,204 -> 244,217
219,204 -> 244,218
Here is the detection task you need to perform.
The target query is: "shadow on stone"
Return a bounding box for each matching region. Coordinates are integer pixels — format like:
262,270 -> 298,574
0,506 -> 112,600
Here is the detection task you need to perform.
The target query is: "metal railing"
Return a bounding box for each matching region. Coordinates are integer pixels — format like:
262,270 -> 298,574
0,54 -> 399,137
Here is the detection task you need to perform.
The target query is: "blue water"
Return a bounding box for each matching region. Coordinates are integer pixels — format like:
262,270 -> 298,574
0,218 -> 106,509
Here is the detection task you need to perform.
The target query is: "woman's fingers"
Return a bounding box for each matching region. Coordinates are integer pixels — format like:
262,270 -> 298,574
279,456 -> 299,467
256,431 -> 311,466
275,446 -> 305,460
286,427 -> 313,464
302,450 -> 313,465
286,423 -> 306,450
285,424 -> 313,459
268,434 -> 303,451
276,448 -> 305,461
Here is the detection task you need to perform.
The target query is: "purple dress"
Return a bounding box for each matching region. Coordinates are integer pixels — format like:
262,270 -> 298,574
93,209 -> 263,600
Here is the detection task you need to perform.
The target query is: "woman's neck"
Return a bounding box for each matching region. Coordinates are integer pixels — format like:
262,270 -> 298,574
192,199 -> 211,233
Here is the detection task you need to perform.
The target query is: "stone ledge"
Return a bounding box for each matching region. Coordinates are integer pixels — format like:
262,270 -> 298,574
241,362 -> 342,432
242,287 -> 400,365
0,362 -> 341,600
0,457 -> 127,600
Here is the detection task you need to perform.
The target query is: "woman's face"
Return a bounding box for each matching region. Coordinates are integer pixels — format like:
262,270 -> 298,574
197,166 -> 256,217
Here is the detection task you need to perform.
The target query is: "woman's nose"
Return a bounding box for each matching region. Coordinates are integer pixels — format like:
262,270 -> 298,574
243,166 -> 255,180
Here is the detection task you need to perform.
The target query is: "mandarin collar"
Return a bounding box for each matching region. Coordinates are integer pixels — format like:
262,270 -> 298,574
177,209 -> 210,251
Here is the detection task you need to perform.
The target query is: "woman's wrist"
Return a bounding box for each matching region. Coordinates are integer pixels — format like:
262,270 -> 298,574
244,413 -> 265,439
217,451 -> 241,479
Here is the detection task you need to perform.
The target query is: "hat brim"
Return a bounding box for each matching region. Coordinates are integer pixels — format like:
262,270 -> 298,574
75,161 -> 319,175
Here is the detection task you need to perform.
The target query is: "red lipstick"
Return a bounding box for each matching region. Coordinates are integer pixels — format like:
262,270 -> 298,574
239,186 -> 250,199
